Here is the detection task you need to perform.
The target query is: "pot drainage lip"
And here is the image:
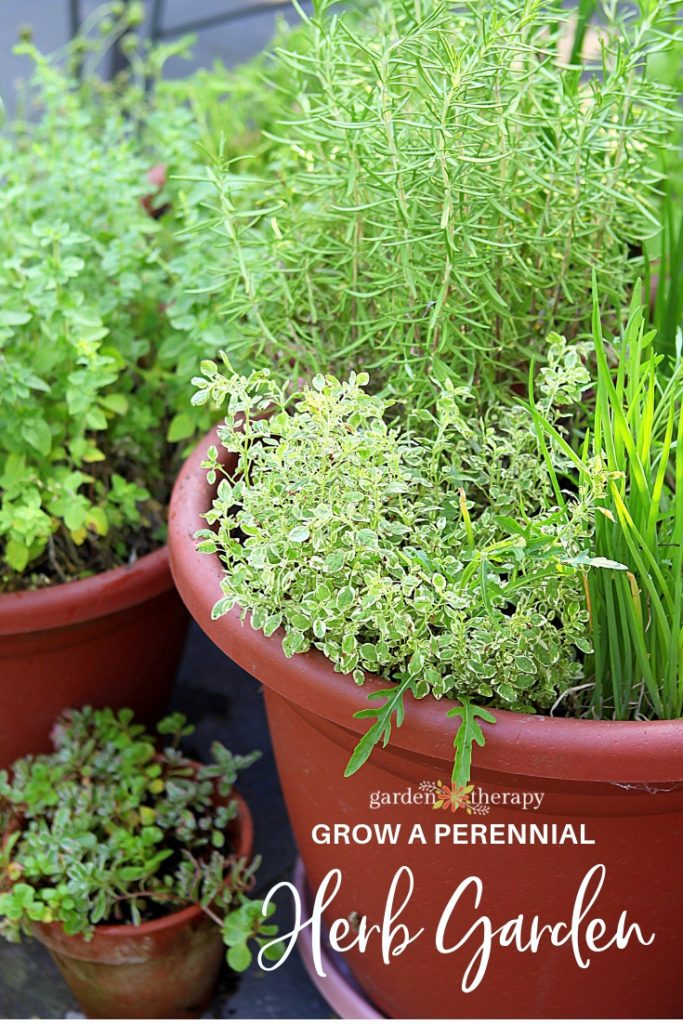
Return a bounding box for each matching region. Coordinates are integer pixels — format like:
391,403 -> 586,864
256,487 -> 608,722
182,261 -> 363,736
293,859 -> 385,1020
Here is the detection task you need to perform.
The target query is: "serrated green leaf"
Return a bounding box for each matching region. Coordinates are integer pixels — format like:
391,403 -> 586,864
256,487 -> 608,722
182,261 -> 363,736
345,681 -> 411,777
447,700 -> 496,787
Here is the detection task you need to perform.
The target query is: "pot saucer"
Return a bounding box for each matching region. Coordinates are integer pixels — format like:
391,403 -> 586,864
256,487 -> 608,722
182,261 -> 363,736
293,860 -> 384,1020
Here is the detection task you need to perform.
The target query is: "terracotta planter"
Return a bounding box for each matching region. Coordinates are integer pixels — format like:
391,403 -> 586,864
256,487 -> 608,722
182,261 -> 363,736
32,791 -> 253,1019
0,547 -> 187,768
169,429 -> 683,1019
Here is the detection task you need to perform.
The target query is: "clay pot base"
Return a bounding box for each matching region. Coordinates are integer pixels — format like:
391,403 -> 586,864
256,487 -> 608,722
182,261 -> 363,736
293,860 -> 383,1020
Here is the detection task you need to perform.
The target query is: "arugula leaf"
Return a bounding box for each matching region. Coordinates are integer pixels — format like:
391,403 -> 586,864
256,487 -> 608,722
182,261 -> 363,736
447,700 -> 496,787
345,681 -> 411,777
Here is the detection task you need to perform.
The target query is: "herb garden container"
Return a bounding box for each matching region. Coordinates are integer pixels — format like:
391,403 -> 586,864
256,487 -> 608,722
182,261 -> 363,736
0,548 -> 187,767
169,429 -> 683,1020
32,790 -> 253,1019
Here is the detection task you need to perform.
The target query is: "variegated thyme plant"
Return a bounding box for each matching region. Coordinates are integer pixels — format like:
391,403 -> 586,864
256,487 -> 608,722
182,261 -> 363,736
192,342 -> 601,783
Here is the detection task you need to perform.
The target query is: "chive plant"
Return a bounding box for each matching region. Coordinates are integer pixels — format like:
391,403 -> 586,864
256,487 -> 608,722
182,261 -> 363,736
533,281 -> 683,722
634,1 -> 683,353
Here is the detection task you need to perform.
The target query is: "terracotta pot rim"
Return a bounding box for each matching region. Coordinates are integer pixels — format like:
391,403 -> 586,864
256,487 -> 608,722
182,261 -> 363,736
168,426 -> 683,784
0,545 -> 172,637
35,789 -> 253,947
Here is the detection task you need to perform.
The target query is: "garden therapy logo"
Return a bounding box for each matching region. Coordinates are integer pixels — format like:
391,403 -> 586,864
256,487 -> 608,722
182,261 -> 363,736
368,781 -> 544,813
431,782 -> 477,814
424,780 -> 489,815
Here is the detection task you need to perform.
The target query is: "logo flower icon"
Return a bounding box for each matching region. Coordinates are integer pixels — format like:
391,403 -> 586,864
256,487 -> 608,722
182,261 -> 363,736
432,780 -> 474,813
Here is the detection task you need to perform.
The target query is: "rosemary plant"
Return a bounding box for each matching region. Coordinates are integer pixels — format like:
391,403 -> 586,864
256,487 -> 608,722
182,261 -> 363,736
201,0 -> 679,409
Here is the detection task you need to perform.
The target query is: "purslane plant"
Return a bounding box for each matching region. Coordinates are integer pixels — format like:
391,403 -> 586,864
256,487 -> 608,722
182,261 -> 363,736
0,707 -> 280,973
201,0 -> 680,409
193,350 -> 600,782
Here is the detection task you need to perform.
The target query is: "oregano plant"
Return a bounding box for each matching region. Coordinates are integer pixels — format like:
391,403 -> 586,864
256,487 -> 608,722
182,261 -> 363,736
0,6 -> 302,590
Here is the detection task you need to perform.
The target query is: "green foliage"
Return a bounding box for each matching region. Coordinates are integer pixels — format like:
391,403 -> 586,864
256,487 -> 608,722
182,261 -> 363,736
222,898 -> 282,972
0,34 -> 217,586
533,281 -> 683,722
0,707 -> 278,971
193,353 -> 600,777
649,189 -> 683,356
447,702 -> 497,788
628,2 -> 683,353
200,0 -> 679,409
157,15 -> 316,172
566,0 -> 599,65
0,6 -> 306,590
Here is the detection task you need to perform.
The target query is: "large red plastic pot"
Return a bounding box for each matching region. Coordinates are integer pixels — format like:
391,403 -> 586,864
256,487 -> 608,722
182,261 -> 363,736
0,547 -> 187,768
32,791 -> 253,1019
169,429 -> 683,1019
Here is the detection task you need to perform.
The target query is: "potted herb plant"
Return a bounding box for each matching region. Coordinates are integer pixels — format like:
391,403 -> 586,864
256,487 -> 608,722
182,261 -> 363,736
168,0 -> 683,1017
198,0 -> 676,402
170,298 -> 683,1019
0,11 -> 296,764
0,706 -> 279,1018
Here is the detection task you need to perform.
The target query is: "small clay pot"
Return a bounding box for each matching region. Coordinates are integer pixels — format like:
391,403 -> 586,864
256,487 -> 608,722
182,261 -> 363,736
33,791 -> 253,1019
0,546 -> 187,768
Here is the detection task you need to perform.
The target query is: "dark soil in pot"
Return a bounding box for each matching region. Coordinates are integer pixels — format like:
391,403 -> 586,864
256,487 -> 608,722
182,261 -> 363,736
168,428 -> 683,1019
32,791 -> 253,1019
0,546 -> 187,767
